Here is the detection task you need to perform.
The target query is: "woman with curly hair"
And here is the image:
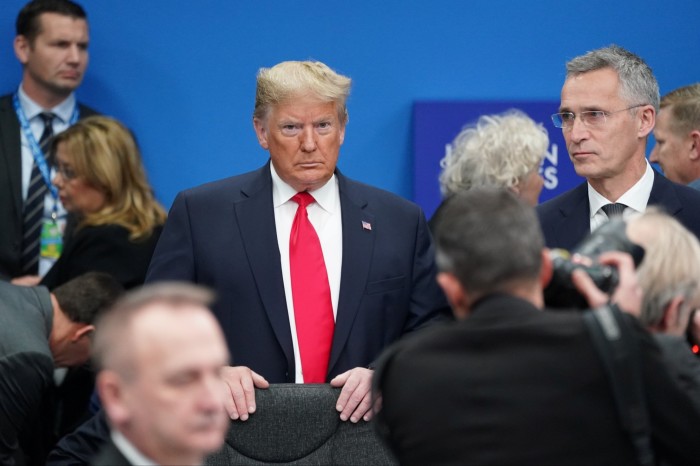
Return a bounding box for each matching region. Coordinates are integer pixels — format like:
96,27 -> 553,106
439,109 -> 549,206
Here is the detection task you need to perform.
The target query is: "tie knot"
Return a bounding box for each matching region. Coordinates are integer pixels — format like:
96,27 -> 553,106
39,112 -> 55,126
601,202 -> 627,218
292,192 -> 315,209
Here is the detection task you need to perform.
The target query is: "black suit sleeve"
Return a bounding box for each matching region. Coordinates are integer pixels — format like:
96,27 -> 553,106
0,352 -> 53,465
46,411 -> 109,466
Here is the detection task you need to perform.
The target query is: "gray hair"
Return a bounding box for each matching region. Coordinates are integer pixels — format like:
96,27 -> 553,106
253,60 -> 351,124
627,208 -> 700,328
566,45 -> 660,112
439,109 -> 548,198
433,187 -> 543,294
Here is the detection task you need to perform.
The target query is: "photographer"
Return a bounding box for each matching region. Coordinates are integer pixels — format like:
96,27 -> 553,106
374,188 -> 700,465
544,207 -> 700,410
625,209 -> 700,409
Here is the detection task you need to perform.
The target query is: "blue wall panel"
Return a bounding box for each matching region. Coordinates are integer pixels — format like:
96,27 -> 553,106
1,0 -> 697,209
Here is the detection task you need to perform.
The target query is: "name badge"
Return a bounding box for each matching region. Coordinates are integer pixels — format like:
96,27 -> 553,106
40,219 -> 63,260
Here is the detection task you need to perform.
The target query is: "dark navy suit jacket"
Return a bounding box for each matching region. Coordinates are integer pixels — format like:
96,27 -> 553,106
145,161 -> 450,382
537,169 -> 700,251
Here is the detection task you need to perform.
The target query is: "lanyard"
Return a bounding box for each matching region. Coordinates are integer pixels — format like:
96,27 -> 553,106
13,92 -> 79,201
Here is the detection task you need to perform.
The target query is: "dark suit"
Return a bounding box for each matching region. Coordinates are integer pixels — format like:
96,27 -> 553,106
146,161 -> 450,382
91,438 -> 131,466
536,169 -> 700,250
375,294 -> 700,466
41,224 -> 162,291
0,282 -> 55,466
46,163 -> 449,466
0,93 -> 98,280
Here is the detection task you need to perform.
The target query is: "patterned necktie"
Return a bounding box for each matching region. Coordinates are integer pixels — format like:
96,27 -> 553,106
601,202 -> 627,219
289,192 -> 335,383
21,112 -> 55,274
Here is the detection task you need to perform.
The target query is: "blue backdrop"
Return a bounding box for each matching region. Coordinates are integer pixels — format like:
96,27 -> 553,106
1,0 -> 698,211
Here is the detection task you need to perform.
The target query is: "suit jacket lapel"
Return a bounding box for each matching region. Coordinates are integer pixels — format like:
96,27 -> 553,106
233,163 -> 294,369
555,182 -> 590,250
648,169 -> 682,215
329,172 -> 375,372
0,95 -> 23,220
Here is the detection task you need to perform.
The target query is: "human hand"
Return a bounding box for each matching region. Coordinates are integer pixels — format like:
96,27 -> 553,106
11,275 -> 41,286
220,366 -> 269,421
571,251 -> 642,316
330,367 -> 374,423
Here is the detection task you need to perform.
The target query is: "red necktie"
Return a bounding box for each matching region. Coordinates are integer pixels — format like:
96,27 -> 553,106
290,192 -> 335,383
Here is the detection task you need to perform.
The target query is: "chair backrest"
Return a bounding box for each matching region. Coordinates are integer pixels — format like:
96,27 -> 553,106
205,384 -> 397,465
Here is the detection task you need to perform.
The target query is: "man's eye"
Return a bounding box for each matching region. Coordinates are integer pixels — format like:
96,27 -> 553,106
587,111 -> 606,119
281,125 -> 298,134
561,113 -> 575,122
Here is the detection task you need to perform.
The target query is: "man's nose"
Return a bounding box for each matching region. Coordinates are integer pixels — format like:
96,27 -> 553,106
66,44 -> 81,63
300,127 -> 316,152
649,145 -> 659,163
568,116 -> 590,142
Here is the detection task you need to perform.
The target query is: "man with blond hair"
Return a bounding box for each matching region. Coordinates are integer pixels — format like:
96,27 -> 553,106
146,59 -> 449,422
649,83 -> 700,189
50,60 -> 448,465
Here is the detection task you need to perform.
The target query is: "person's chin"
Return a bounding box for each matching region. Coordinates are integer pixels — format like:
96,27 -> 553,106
190,431 -> 227,454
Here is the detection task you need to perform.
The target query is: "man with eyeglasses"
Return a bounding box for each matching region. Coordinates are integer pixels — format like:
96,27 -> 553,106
537,45 -> 700,251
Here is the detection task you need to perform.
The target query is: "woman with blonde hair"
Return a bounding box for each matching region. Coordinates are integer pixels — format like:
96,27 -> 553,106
14,116 -> 166,289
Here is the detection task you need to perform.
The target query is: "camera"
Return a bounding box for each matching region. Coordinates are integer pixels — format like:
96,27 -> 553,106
544,218 -> 645,309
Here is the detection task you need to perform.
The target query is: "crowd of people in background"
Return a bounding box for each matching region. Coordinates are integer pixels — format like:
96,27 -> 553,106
1,0 -> 700,465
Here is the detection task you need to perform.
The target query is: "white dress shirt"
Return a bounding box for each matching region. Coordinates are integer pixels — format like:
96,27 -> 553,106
588,161 -> 655,232
111,429 -> 159,466
270,164 -> 343,383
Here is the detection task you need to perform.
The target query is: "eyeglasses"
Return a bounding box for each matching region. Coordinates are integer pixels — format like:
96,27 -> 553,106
55,162 -> 77,180
551,104 -> 647,129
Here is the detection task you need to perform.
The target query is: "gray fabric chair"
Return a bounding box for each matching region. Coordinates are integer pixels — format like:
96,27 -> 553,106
206,384 -> 397,465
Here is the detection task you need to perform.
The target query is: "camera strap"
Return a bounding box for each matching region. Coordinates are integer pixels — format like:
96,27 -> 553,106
582,304 -> 655,466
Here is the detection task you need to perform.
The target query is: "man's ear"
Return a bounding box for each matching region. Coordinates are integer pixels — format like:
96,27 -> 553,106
71,324 -> 95,342
637,105 -> 655,138
540,249 -> 553,289
658,295 -> 688,336
689,130 -> 700,161
97,371 -> 130,426
253,118 -> 269,150
437,272 -> 470,319
14,35 -> 29,64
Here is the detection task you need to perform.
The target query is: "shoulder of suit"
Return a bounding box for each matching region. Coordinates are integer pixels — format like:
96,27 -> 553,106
77,102 -> 99,117
340,174 -> 423,213
537,182 -> 587,215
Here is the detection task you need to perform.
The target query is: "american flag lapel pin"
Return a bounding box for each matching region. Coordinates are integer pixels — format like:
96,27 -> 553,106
362,220 -> 372,231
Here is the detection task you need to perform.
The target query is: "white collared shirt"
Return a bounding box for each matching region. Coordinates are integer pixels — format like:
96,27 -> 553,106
17,85 -> 76,276
111,429 -> 159,466
588,161 -> 655,232
18,84 -> 76,201
270,163 -> 343,383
